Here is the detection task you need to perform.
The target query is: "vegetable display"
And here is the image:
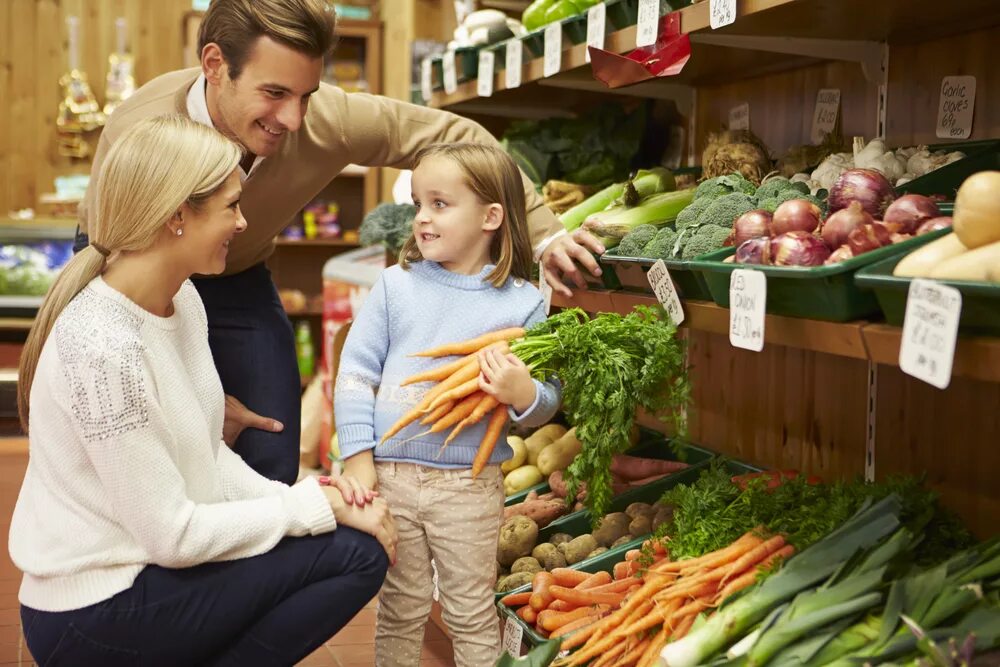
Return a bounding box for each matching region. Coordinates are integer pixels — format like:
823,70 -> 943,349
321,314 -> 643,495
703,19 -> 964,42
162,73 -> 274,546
359,203 -> 416,255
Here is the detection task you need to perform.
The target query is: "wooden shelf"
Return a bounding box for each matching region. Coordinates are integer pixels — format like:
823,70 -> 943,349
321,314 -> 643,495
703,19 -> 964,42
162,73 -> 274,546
0,217 -> 77,241
273,237 -> 360,248
861,323 -> 1000,385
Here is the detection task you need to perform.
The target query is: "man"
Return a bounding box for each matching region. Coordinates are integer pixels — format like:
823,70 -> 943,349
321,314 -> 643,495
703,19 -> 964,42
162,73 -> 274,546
76,0 -> 604,484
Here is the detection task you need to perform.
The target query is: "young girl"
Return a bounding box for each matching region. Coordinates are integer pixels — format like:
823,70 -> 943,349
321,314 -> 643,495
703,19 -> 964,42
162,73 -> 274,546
336,142 -> 562,666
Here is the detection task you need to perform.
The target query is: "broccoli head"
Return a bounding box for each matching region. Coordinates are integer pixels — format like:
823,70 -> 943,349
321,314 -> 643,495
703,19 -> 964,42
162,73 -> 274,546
755,177 -> 793,200
785,180 -> 811,195
615,224 -> 659,257
679,224 -> 731,260
360,203 -> 417,254
694,173 -> 757,200
640,226 -> 679,259
699,192 -> 756,229
758,188 -> 806,213
675,197 -> 713,231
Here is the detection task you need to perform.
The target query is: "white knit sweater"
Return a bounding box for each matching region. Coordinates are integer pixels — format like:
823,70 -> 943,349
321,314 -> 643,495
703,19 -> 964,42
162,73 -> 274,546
8,277 -> 337,612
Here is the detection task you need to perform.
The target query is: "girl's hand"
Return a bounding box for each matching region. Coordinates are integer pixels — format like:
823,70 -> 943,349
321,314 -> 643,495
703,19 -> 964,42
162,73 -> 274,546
478,347 -> 536,414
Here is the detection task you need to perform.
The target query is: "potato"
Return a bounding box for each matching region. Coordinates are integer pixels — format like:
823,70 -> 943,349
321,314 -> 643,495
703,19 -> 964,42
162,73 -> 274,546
560,534 -> 598,565
497,561 -> 509,578
501,436 -> 528,474
611,535 -> 634,548
532,542 -> 558,560
503,465 -> 544,496
524,433 -> 554,466
536,428 -> 583,476
496,571 -> 535,592
511,556 -> 543,575
533,423 -> 568,442
549,533 -> 574,547
497,516 -> 539,567
540,549 -> 567,571
587,547 -> 609,559
652,507 -> 674,532
592,512 -> 632,547
629,514 -> 652,538
625,502 -> 655,519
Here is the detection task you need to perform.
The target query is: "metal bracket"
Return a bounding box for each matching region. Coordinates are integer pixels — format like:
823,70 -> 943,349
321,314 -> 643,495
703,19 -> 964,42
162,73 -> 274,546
689,34 -> 887,84
876,43 -> 890,139
865,361 -> 878,482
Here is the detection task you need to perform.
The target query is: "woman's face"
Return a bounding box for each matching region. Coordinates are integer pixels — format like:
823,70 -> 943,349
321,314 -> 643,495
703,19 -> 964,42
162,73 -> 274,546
176,170 -> 246,276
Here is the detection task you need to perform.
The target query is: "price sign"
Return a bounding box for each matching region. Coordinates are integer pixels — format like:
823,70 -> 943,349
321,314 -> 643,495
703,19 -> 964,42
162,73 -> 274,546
811,89 -> 841,144
502,615 -> 523,657
729,102 -> 750,130
729,269 -> 766,352
899,279 -> 961,389
936,76 -> 976,139
636,0 -> 659,47
586,3 -> 607,63
710,0 -> 737,29
477,50 -> 495,97
505,39 -> 523,89
420,58 -> 432,102
442,51 -> 457,94
539,261 -> 553,315
544,22 -> 562,77
647,260 -> 685,325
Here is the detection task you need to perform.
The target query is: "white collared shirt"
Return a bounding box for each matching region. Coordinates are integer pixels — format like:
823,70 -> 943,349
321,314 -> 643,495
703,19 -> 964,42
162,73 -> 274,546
186,74 -> 264,181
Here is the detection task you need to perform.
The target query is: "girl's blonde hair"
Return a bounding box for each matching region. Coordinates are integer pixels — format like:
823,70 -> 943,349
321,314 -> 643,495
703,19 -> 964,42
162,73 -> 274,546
399,142 -> 533,287
17,114 -> 242,432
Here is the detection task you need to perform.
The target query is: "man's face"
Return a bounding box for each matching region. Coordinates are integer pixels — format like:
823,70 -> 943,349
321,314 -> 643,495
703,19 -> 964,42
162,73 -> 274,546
212,36 -> 323,157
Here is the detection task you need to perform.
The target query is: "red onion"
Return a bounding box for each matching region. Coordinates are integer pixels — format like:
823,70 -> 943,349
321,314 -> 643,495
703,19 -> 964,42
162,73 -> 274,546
847,223 -> 892,256
772,199 -> 822,236
883,194 -> 941,234
734,237 -> 771,265
821,201 -> 872,250
769,231 -> 832,266
727,210 -> 773,247
916,216 -> 953,235
890,232 -> 913,244
828,168 -> 897,217
824,246 -> 855,265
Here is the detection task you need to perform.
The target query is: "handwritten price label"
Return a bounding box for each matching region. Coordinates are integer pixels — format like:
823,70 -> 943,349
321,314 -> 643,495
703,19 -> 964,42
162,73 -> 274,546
729,102 -> 750,130
477,50 -> 495,97
636,0 -> 659,47
811,89 -> 841,144
420,58 -> 432,102
899,279 -> 961,389
503,616 -> 523,657
442,51 -> 458,94
586,3 -> 607,63
647,260 -> 685,326
936,76 -> 976,139
729,269 -> 766,352
544,22 -> 562,77
505,39 -> 523,89
710,0 -> 737,29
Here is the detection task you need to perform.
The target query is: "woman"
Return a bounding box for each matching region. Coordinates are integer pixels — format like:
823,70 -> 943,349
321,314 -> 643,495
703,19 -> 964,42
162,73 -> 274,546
10,114 -> 395,666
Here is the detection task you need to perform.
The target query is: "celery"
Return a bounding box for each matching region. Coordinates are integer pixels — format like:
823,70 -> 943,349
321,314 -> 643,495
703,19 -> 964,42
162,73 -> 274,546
559,167 -> 676,231
582,188 -> 695,240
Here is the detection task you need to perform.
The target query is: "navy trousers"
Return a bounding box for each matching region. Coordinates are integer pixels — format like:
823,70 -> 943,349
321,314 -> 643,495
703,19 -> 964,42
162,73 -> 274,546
21,529 -> 389,666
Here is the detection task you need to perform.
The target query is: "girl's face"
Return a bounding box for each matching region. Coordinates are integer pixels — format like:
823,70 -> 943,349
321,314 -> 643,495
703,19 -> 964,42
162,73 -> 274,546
411,155 -> 502,275
176,169 -> 246,276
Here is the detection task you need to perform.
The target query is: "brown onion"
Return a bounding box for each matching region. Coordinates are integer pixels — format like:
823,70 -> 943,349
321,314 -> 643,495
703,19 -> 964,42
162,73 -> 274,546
883,194 -> 941,234
769,231 -> 831,266
772,199 -> 822,236
847,223 -> 892,256
916,216 -> 953,235
890,232 -> 913,244
821,201 -> 873,250
727,210 -> 773,247
734,237 -> 771,265
824,246 -> 855,264
828,168 -> 897,217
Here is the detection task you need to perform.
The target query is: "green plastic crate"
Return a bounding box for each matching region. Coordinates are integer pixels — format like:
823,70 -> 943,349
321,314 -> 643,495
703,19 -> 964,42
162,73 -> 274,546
599,255 -> 713,301
687,229 -> 949,321
428,47 -> 480,90
484,41 -> 507,71
605,0 -> 686,30
563,14 -> 588,44
522,29 -> 546,58
855,239 -> 1000,336
895,139 -> 1000,200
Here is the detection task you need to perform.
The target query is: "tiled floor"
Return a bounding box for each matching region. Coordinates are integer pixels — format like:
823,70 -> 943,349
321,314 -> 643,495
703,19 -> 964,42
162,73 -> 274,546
0,438 -> 456,667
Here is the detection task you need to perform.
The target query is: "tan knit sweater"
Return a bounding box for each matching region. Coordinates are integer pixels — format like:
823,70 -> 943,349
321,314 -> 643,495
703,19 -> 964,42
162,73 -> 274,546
79,68 -> 562,276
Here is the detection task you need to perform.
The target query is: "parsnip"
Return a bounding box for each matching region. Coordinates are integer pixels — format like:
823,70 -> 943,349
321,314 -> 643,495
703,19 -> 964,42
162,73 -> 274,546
929,237 -> 1000,282
893,233 -> 968,277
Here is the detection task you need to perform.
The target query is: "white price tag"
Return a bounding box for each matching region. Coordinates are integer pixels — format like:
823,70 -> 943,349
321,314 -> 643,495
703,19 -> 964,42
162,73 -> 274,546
936,76 -> 976,140
477,50 -> 495,97
710,0 -> 737,29
420,58 -> 432,102
505,40 -> 523,89
503,615 -> 523,657
899,279 -> 961,389
647,260 -> 685,326
811,89 -> 841,144
544,23 -> 562,77
586,3 -> 606,63
539,261 -> 553,315
442,51 -> 458,94
636,0 -> 659,47
729,102 -> 750,130
729,269 -> 766,352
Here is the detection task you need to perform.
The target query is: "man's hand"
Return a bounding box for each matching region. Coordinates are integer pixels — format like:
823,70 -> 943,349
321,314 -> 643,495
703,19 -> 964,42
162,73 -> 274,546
540,229 -> 607,298
222,394 -> 284,448
322,486 -> 398,564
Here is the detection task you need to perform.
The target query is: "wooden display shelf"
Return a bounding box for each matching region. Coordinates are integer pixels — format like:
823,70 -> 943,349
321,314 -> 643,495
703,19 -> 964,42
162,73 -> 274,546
861,323 -> 1000,385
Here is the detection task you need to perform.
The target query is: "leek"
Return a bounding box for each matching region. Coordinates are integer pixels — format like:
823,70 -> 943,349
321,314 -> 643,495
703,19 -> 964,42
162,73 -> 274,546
582,188 -> 695,241
559,167 -> 676,231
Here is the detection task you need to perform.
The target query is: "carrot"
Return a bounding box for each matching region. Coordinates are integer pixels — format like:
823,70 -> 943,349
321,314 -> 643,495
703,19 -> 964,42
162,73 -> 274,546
577,571 -> 614,591
539,605 -> 610,632
654,532 -> 762,574
591,641 -> 628,667
379,359 -> 480,442
550,585 -> 625,608
552,568 -> 592,587
621,635 -> 652,667
614,561 -> 632,580
549,599 -> 573,612
653,579 -> 719,606
410,327 -> 525,358
471,404 -> 508,477
517,604 -> 537,625
716,544 -> 795,603
399,341 -> 507,386
558,616 -> 602,650
551,613 -> 603,639
643,538 -> 668,556
442,394 -> 499,447
427,392 -> 483,434
420,400 -> 454,426
500,591 -> 532,607
718,534 -> 786,587
586,577 -> 641,596
670,611 -> 699,640
637,626 -> 670,667
530,571 -> 556,611
428,377 -> 481,412
625,549 -> 643,562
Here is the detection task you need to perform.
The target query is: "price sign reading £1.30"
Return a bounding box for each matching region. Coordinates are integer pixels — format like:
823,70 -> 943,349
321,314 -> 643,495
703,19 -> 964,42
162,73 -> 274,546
899,279 -> 962,390
646,260 -> 685,326
729,269 -> 766,352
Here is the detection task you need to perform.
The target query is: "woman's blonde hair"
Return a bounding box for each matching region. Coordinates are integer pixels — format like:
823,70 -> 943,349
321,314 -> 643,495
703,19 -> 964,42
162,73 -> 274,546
17,114 -> 241,432
399,142 -> 533,287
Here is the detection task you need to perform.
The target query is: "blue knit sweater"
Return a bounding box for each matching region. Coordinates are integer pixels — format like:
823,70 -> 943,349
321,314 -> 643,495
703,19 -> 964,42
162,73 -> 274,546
335,261 -> 561,468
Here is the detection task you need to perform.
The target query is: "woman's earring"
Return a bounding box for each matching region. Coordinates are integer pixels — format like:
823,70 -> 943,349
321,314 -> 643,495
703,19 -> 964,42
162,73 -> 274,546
176,229 -> 183,237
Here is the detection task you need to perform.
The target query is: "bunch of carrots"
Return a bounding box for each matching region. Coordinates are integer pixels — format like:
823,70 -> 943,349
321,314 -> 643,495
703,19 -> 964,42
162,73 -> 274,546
381,327 -> 527,477
501,530 -> 794,667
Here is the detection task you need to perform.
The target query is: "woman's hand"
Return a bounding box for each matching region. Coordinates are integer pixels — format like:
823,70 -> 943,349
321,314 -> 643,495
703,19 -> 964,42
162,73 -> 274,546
322,486 -> 398,564
478,347 -> 536,414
